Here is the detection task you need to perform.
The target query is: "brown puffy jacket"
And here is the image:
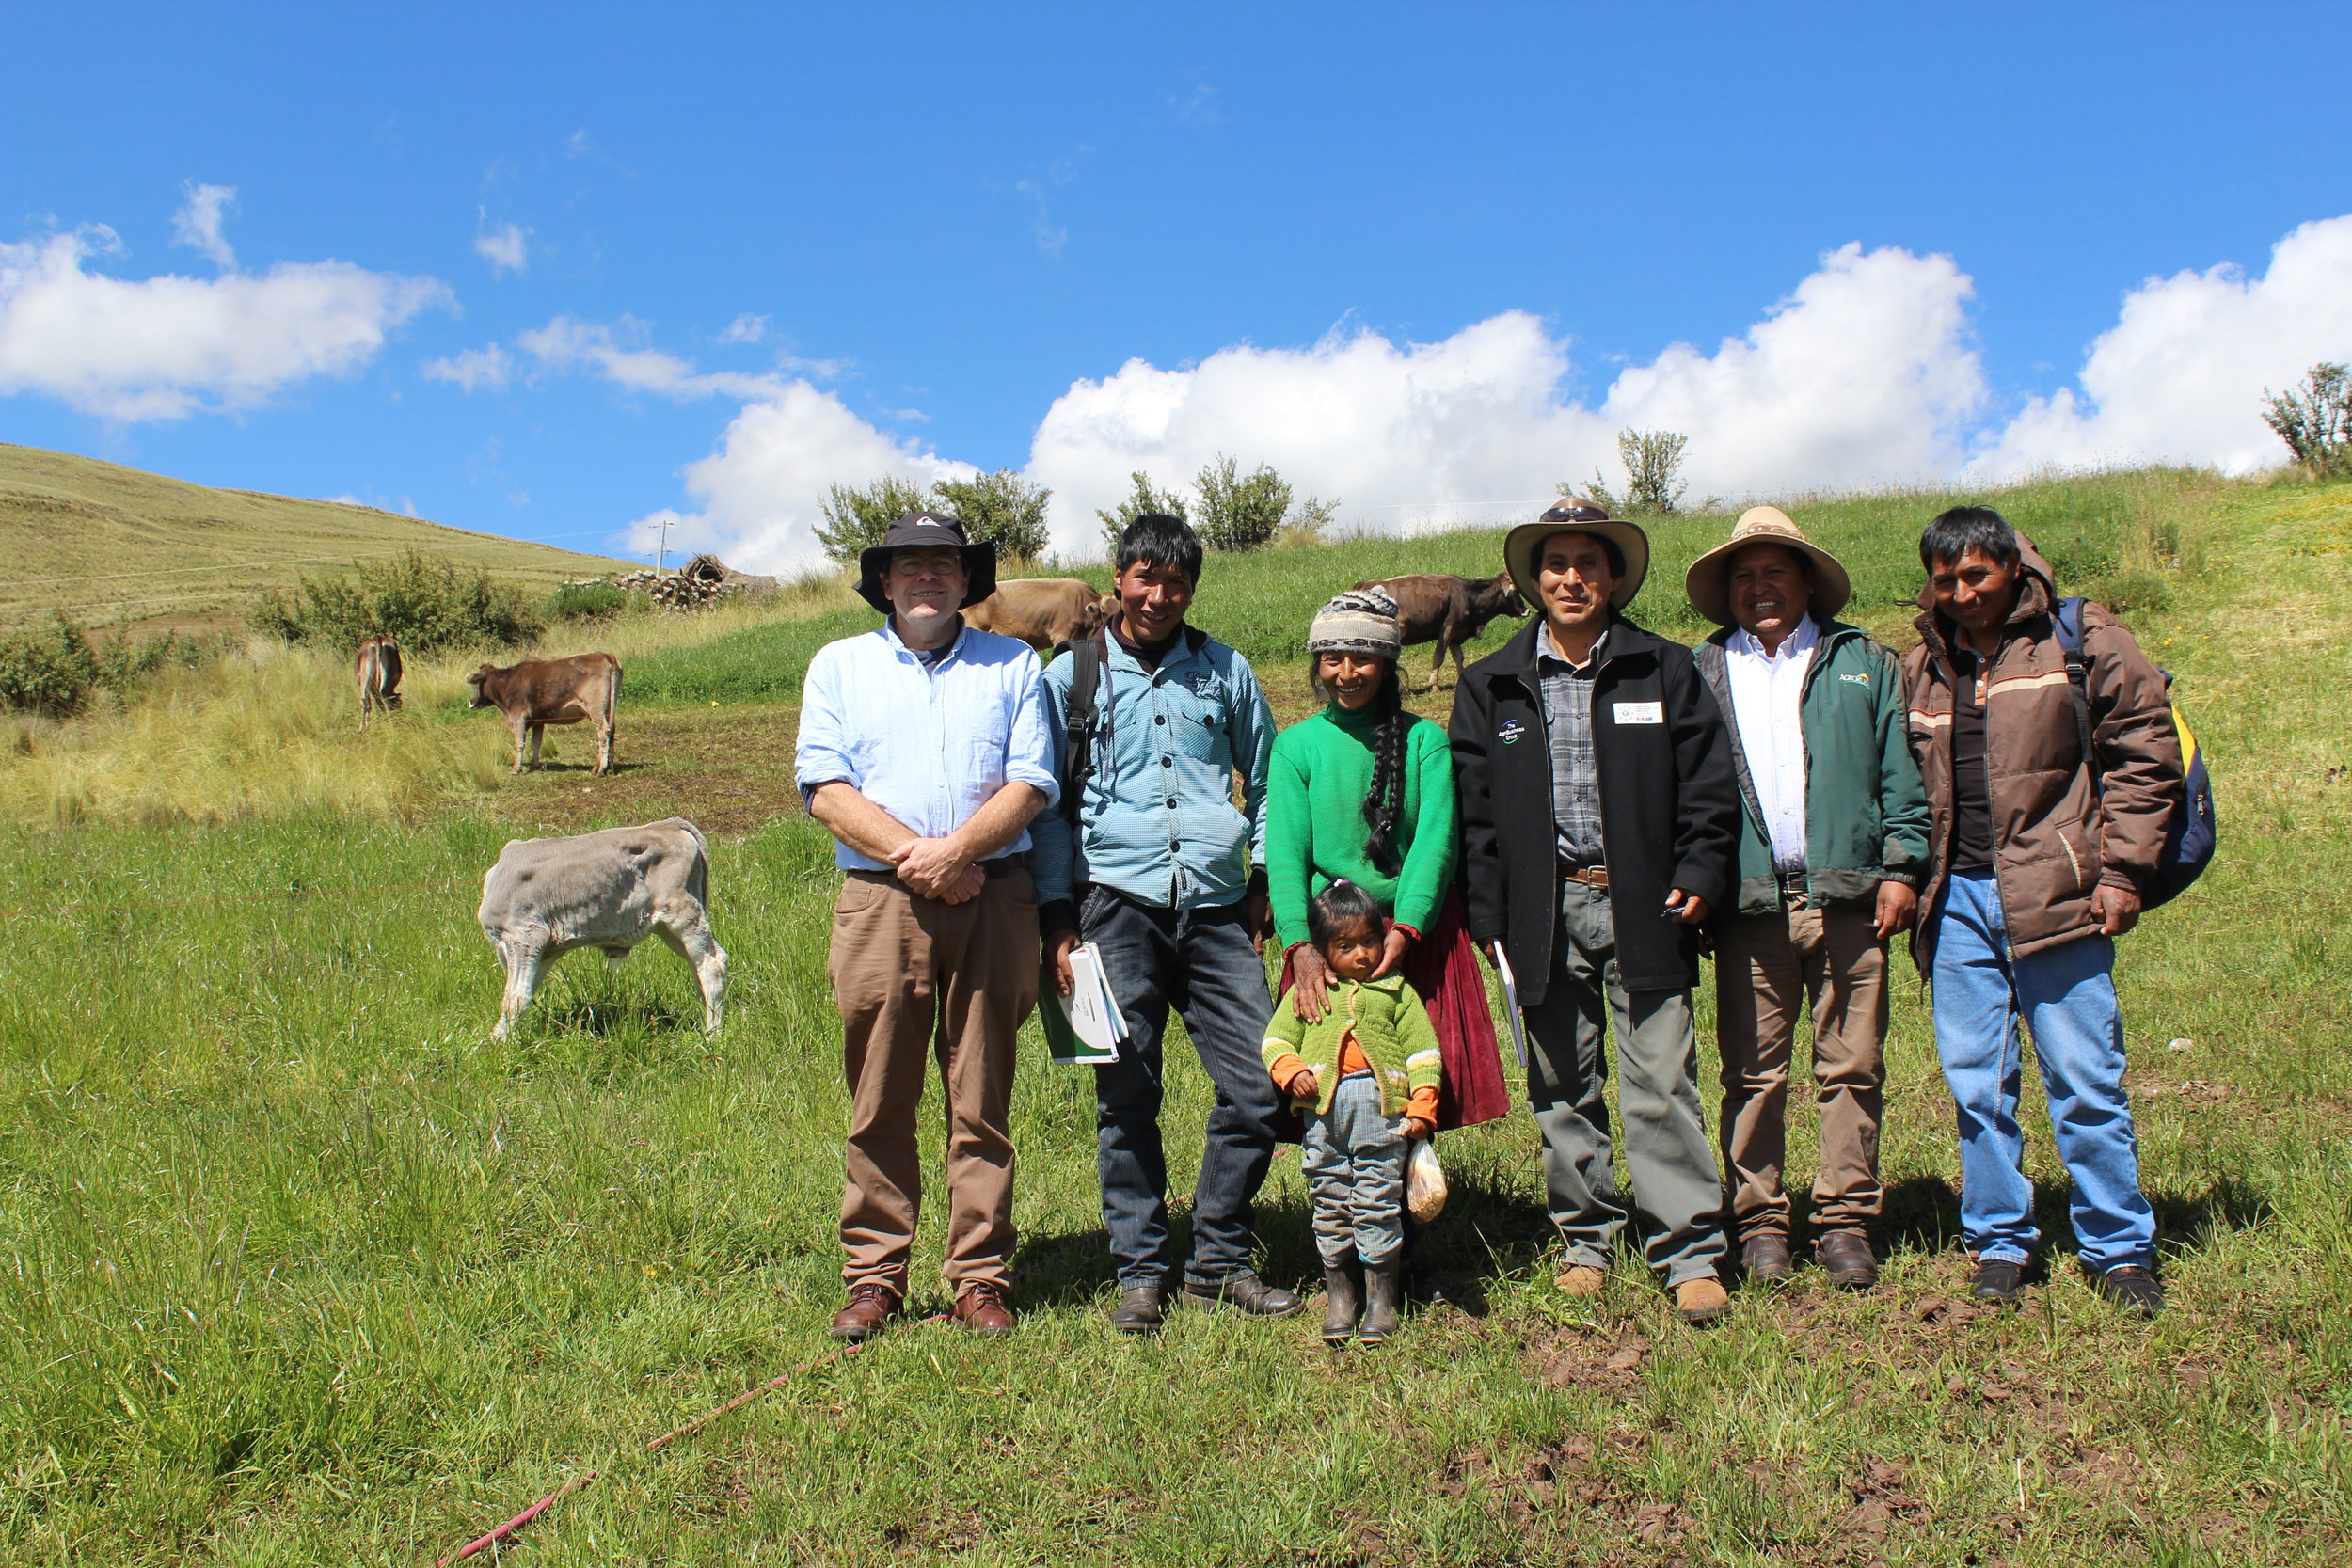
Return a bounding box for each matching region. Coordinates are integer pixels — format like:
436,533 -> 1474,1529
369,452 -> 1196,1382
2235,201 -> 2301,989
1900,538 -> 2182,969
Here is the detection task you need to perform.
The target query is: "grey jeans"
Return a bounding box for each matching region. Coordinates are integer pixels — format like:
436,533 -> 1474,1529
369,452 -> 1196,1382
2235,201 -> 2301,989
1300,1073 -> 1407,1267
1523,880 -> 1727,1286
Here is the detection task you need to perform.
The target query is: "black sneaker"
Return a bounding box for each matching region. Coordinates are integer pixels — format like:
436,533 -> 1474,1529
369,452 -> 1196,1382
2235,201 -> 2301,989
2093,1264 -> 2165,1319
1968,1258 -> 2026,1304
1182,1271 -> 1303,1317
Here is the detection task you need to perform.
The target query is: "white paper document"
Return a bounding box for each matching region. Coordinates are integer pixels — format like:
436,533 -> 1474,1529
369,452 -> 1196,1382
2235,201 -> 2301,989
1042,942 -> 1126,1065
1492,942 -> 1529,1068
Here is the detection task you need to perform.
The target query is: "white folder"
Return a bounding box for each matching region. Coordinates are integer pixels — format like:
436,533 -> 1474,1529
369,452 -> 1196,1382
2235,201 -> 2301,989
1492,942 -> 1529,1068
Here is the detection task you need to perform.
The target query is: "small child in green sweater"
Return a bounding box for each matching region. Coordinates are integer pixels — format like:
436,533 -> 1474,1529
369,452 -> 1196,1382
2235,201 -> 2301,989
1263,880 -> 1443,1344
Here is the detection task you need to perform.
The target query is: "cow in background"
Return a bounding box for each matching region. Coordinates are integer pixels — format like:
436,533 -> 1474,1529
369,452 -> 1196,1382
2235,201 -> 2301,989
1354,571 -> 1529,692
355,635 -> 403,724
477,817 -> 726,1040
466,652 -> 622,775
961,578 -> 1111,655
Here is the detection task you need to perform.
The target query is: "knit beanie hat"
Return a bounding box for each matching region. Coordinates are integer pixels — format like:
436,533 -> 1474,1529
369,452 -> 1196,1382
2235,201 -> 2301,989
1307,587 -> 1402,659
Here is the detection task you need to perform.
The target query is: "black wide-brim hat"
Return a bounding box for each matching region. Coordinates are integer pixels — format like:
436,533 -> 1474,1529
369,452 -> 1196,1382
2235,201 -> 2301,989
855,512 -> 997,614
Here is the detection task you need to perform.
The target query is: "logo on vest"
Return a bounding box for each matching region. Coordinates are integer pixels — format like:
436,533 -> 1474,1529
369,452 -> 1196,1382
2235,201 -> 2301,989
1498,719 -> 1528,745
1840,672 -> 1871,687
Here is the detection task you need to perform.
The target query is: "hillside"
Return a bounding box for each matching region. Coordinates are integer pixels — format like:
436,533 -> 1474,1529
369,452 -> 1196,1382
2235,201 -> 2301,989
0,442 -> 635,633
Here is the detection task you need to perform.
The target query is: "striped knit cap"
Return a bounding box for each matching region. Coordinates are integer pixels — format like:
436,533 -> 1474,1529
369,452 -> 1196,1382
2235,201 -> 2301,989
1308,587 -> 1402,658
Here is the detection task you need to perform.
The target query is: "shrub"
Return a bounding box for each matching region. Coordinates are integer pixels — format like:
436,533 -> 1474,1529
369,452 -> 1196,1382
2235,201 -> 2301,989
813,478 -> 932,566
0,614 -> 197,717
2261,363 -> 2352,479
548,580 -> 630,621
1194,454 -> 1293,553
247,551 -> 545,655
1575,429 -> 1692,516
1095,471 -> 1191,559
930,469 -> 1053,562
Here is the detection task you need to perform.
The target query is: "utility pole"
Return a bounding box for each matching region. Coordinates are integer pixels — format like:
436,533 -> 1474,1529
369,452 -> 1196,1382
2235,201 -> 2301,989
655,513 -> 674,578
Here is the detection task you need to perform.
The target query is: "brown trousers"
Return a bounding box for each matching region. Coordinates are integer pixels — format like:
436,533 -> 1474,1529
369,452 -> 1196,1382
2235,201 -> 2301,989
1714,905 -> 1887,1240
828,867 -> 1038,1292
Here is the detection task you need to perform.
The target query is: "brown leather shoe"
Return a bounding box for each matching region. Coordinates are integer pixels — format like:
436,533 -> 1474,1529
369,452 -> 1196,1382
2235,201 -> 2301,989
1675,1275 -> 1731,1325
1817,1231 -> 1881,1290
1740,1233 -> 1794,1286
1554,1264 -> 1608,1299
830,1282 -> 900,1342
952,1281 -> 1017,1338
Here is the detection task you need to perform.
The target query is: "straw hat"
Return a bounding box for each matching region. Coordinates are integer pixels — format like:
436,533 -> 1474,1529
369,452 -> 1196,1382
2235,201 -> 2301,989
1682,506 -> 1851,628
1502,498 -> 1650,610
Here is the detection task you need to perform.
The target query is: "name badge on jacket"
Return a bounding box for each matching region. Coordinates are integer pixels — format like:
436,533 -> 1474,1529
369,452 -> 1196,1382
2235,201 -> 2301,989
1613,701 -> 1664,725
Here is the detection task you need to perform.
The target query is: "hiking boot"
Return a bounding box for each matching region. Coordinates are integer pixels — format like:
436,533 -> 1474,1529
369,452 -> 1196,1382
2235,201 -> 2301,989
1357,1257 -> 1405,1345
2092,1264 -> 2165,1319
1553,1264 -> 1608,1299
1817,1231 -> 1881,1291
951,1281 -> 1016,1338
1740,1233 -> 1794,1287
1109,1286 -> 1166,1335
1182,1271 -> 1303,1318
829,1282 -> 900,1342
1675,1275 -> 1731,1325
1969,1258 -> 2027,1305
1320,1261 -> 1363,1344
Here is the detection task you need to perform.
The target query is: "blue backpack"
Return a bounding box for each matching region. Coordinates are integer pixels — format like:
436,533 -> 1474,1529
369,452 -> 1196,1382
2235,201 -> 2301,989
2052,597 -> 2216,909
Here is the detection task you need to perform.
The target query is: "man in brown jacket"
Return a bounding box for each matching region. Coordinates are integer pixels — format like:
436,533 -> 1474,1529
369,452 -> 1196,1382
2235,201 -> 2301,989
1902,507 -> 2182,1317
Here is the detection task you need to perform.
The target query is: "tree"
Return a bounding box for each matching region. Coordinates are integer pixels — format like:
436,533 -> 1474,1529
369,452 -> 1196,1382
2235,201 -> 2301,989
813,477 -> 932,566
1282,493 -> 1341,547
1570,429 -> 1691,516
1095,471 -> 1190,558
930,469 -> 1052,562
1193,453 -> 1293,552
2262,363 -> 2352,479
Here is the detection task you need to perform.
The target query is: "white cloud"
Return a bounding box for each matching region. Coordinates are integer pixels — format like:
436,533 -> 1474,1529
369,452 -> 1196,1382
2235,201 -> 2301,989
719,312 -> 769,345
622,383 -> 974,570
421,343 -> 515,393
1975,215 -> 2352,476
171,182 -> 237,270
0,214 -> 452,422
517,314 -> 781,400
474,215 -> 530,276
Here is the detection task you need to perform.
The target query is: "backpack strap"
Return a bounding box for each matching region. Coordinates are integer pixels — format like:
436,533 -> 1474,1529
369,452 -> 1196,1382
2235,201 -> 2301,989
2053,595 -> 2096,777
1059,631 -> 1106,823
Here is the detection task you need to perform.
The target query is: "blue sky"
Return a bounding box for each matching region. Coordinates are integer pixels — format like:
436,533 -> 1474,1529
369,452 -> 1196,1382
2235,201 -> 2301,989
5,3 -> 2351,570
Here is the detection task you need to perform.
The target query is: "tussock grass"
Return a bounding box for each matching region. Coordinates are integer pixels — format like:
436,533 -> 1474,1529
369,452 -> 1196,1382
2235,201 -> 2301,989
0,475 -> 2347,1560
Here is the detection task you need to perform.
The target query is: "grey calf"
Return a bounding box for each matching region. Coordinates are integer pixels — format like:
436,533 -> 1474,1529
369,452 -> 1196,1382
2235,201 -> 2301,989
476,817 -> 727,1039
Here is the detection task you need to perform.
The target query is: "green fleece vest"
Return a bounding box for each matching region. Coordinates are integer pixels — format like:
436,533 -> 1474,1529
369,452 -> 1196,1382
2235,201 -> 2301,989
1696,620 -> 1931,917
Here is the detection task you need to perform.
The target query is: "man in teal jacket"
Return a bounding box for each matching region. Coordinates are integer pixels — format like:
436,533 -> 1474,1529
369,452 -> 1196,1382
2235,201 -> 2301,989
1687,508 -> 1931,1291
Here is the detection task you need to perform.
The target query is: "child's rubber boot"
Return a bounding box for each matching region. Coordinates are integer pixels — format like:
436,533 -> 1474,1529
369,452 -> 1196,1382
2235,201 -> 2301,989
1357,1256 -> 1404,1345
1320,1260 -> 1363,1344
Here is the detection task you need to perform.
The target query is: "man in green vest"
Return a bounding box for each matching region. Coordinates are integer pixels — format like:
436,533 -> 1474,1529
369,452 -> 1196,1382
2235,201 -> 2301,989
1688,507 -> 1931,1291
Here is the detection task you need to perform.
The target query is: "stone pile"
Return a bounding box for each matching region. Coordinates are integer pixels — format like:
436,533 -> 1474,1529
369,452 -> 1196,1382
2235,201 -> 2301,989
606,553 -> 780,611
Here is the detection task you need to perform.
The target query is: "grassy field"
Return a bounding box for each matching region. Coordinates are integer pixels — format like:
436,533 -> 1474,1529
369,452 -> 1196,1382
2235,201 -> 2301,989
0,443 -> 632,636
0,470 -> 2347,1564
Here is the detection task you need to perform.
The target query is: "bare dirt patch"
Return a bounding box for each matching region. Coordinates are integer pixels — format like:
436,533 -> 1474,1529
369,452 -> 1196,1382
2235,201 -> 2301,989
486,701 -> 807,835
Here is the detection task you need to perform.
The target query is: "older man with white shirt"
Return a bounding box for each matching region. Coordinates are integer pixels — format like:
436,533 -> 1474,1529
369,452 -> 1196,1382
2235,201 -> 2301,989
1689,508 -> 1931,1291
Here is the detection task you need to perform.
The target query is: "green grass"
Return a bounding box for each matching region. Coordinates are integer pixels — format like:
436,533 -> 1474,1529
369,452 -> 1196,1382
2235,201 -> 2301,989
0,470 -> 2348,1563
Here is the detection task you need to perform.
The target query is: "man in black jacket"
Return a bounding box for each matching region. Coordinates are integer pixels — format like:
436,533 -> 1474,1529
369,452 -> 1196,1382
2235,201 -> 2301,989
1450,499 -> 1741,1324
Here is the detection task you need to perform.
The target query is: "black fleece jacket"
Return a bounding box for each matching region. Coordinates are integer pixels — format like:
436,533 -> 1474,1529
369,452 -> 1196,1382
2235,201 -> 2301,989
1448,612 -> 1739,1003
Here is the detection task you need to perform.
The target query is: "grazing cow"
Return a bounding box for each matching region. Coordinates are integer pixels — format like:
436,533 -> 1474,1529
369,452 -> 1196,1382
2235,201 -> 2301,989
1354,571 -> 1529,692
477,817 -> 727,1040
465,653 -> 622,775
961,578 -> 1110,653
355,635 -> 403,723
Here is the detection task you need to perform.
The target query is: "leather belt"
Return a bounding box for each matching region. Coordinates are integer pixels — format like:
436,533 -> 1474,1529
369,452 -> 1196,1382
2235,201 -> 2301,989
1775,868 -> 1809,899
1559,863 -> 1609,889
850,851 -> 1028,888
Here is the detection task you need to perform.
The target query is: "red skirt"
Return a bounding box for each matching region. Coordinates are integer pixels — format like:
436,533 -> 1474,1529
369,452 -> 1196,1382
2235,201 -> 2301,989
1277,886 -> 1511,1132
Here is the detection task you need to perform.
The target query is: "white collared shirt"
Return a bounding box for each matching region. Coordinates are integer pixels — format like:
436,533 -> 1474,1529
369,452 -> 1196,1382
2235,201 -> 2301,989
1725,614 -> 1820,872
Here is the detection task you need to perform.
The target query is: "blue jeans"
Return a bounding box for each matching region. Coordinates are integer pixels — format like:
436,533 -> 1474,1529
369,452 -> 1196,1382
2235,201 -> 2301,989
1929,870 -> 2154,1272
1082,887 -> 1280,1291
1301,1074 -> 1407,1268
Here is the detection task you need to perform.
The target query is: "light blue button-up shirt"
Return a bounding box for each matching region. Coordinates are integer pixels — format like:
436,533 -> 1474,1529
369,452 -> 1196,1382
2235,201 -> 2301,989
794,618 -> 1059,872
1029,627 -> 1274,910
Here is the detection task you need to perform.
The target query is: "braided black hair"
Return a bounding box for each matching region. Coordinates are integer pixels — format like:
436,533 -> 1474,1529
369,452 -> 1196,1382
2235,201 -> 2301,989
1359,665 -> 1410,876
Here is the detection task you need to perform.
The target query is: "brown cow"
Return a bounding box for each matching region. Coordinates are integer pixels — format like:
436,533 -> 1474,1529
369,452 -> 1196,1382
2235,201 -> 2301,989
466,653 -> 623,775
962,578 -> 1110,653
355,635 -> 403,724
1353,571 -> 1528,691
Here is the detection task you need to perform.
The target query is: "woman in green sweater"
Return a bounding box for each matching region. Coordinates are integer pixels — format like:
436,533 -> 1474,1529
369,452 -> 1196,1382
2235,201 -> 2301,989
1266,588 -> 1507,1130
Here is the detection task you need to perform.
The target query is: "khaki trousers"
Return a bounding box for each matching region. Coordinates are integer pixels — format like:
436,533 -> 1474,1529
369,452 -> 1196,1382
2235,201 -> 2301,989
1714,905 -> 1887,1240
828,867 -> 1039,1292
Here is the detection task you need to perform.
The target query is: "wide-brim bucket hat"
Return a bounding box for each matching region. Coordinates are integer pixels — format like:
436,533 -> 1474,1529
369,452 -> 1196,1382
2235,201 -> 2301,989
1683,505 -> 1851,627
1503,499 -> 1650,610
855,512 -> 997,614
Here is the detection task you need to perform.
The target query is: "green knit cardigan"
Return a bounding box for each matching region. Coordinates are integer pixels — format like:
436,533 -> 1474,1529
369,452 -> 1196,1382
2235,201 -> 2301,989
1260,974 -> 1444,1117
